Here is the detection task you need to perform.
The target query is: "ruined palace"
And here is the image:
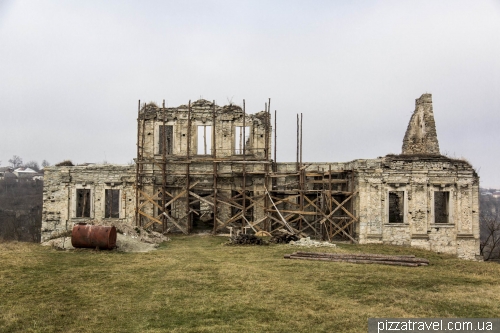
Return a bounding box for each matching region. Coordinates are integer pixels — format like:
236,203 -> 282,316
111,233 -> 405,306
41,94 -> 480,259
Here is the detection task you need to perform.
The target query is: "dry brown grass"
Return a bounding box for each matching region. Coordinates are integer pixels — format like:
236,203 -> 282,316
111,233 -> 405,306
1,236 -> 499,333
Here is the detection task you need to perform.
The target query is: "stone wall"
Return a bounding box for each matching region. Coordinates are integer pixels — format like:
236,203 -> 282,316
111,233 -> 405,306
41,159 -> 480,259
41,165 -> 135,242
138,100 -> 271,160
356,155 -> 480,260
41,95 -> 481,259
402,94 -> 440,155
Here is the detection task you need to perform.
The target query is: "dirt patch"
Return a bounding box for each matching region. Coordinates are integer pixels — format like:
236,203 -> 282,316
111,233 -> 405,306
115,233 -> 159,252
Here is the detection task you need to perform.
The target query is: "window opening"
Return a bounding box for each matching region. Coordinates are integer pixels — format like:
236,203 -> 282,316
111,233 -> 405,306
434,191 -> 450,223
192,193 -> 214,231
235,126 -> 250,154
388,191 -> 404,223
76,189 -> 91,218
158,125 -> 173,155
105,189 -> 120,218
197,125 -> 212,155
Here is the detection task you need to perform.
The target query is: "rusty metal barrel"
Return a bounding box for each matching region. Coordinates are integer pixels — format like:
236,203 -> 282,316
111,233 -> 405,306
71,224 -> 117,250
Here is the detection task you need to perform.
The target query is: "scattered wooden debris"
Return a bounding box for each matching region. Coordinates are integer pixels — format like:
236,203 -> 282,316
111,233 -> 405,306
226,234 -> 268,245
284,251 -> 429,267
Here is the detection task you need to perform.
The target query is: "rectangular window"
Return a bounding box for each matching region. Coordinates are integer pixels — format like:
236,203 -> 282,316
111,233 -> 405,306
388,191 -> 404,223
76,189 -> 91,218
158,125 -> 173,155
197,125 -> 212,155
105,189 -> 120,218
434,191 -> 450,223
235,126 -> 250,154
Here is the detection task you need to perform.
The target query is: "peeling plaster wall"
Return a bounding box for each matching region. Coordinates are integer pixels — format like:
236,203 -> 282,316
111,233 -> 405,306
356,156 -> 480,260
41,165 -> 135,242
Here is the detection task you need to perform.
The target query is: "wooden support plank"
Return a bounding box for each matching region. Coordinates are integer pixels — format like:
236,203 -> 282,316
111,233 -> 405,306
270,195 -> 300,207
215,212 -> 243,230
137,189 -> 164,212
303,195 -> 357,243
138,189 -> 165,210
140,211 -> 163,229
248,216 -> 267,229
319,191 -> 358,224
266,209 -> 319,216
242,215 -> 257,233
214,195 -> 243,210
162,212 -> 189,234
268,173 -> 300,178
308,180 -> 348,184
330,218 -> 355,239
265,187 -> 296,234
266,214 -> 305,236
189,191 -> 215,207
163,181 -> 200,208
299,215 -> 316,233
330,196 -> 358,221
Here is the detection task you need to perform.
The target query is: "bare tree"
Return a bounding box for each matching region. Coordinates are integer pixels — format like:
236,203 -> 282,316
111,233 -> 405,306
480,213 -> 500,260
24,160 -> 40,172
8,155 -> 23,168
41,160 -> 50,168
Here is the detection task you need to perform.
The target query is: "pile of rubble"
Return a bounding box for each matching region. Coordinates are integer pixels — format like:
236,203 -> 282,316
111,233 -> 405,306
288,237 -> 336,248
226,234 -> 267,245
42,221 -> 170,252
100,221 -> 170,245
269,232 -> 299,244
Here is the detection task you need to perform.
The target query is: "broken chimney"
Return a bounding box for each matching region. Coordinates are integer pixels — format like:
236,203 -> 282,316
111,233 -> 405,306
402,93 -> 440,155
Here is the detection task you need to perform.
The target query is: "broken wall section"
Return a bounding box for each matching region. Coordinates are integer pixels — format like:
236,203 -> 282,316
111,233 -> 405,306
356,155 -> 480,260
402,94 -> 440,155
138,100 -> 272,161
41,165 -> 135,242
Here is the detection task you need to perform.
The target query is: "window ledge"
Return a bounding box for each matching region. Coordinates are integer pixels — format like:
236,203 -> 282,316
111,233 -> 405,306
384,223 -> 409,227
430,223 -> 455,228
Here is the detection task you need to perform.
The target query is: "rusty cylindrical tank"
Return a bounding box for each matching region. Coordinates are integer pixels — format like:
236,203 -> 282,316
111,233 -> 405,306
71,224 -> 117,250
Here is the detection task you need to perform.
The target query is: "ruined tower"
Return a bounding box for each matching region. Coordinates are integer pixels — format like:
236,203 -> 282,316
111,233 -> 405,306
402,93 -> 440,155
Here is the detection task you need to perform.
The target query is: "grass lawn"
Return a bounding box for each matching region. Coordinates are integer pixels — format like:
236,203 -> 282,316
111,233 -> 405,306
1,235 -> 499,333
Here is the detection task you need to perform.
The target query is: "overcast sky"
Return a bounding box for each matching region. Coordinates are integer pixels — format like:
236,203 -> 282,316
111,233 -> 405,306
1,1 -> 499,187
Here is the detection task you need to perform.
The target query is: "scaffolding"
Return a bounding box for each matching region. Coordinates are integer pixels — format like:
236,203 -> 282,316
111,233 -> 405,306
135,99 -> 357,241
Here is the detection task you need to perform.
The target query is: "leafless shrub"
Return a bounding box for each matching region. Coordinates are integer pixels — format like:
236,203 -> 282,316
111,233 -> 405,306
55,160 -> 74,166
8,155 -> 23,168
480,213 -> 500,260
